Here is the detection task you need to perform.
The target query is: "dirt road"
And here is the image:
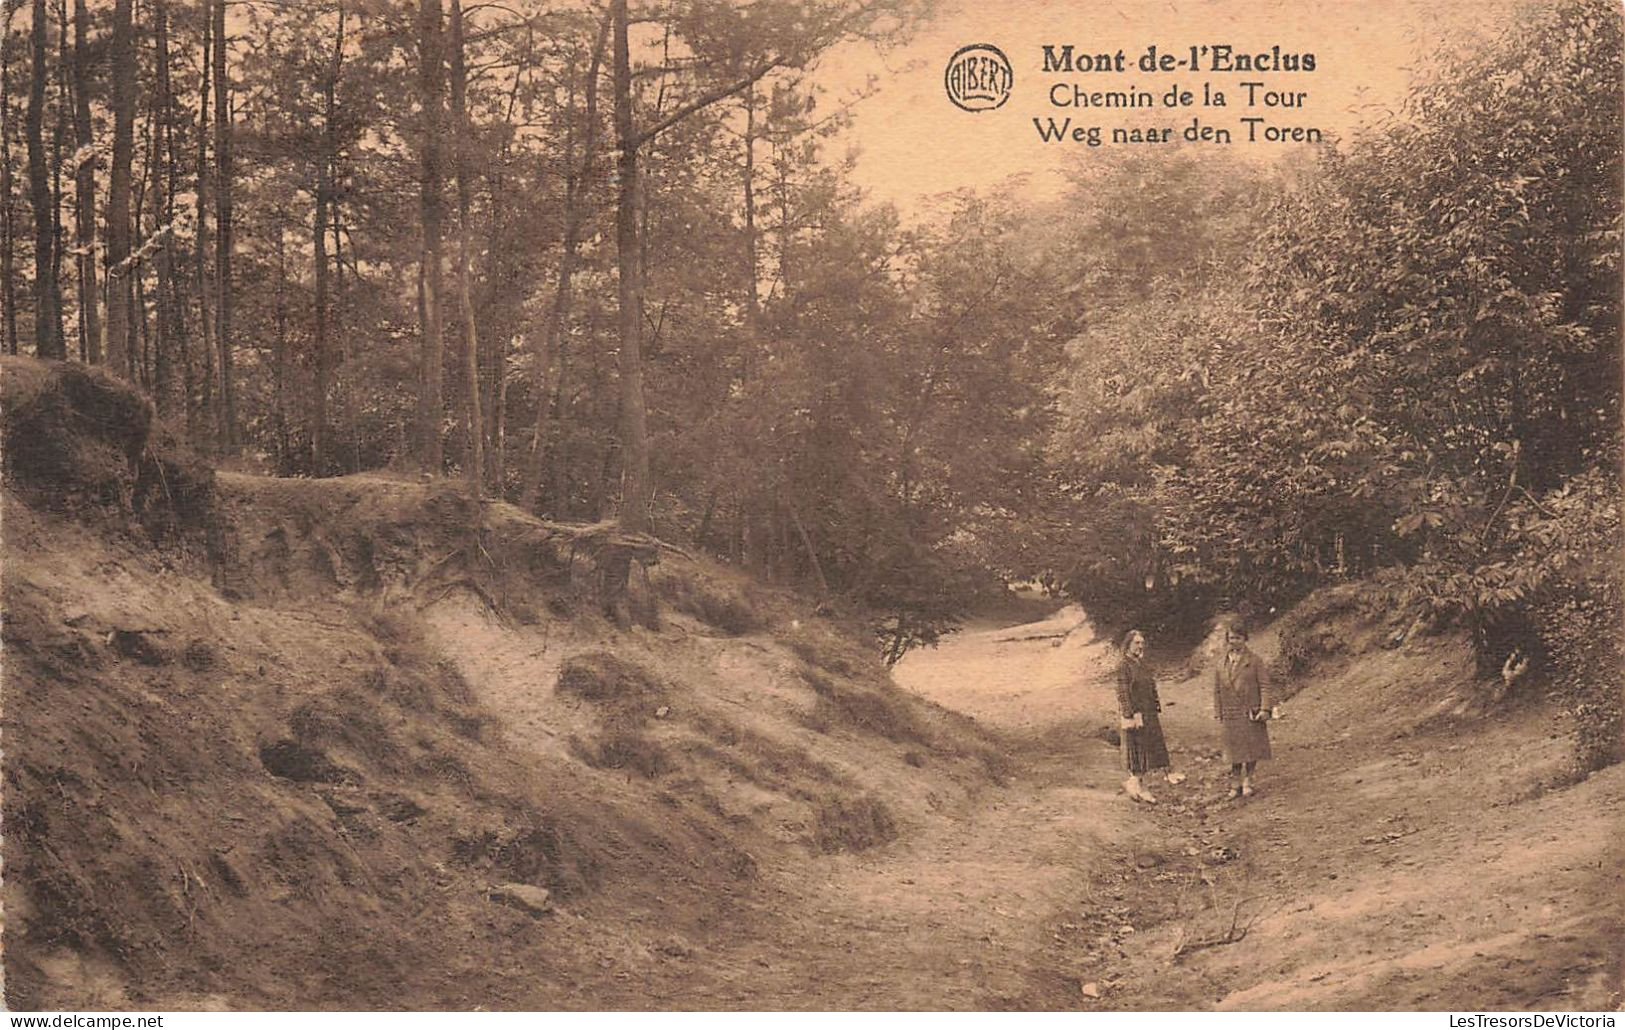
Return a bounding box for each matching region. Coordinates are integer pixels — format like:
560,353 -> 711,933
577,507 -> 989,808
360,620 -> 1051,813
636,607 -> 1624,1010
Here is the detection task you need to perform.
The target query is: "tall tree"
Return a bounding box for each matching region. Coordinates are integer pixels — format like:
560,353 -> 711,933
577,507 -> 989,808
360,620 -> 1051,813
609,0 -> 648,536
212,0 -> 236,449
448,0 -> 481,492
519,12 -> 608,511
311,5 -> 342,474
26,0 -> 62,357
0,0 -> 18,354
192,8 -> 213,440
416,0 -> 446,473
50,0 -> 66,355
69,0 -> 97,363
104,0 -> 133,375
150,0 -> 181,410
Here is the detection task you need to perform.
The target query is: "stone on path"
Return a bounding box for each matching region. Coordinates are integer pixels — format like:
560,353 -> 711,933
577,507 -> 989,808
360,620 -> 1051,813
489,883 -> 552,917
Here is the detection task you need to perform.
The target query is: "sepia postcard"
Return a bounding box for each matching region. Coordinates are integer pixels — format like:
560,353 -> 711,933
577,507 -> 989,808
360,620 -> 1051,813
0,0 -> 1620,1014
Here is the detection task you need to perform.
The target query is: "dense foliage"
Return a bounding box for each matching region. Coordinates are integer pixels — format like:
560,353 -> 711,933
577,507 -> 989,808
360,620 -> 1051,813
1045,0 -> 1621,766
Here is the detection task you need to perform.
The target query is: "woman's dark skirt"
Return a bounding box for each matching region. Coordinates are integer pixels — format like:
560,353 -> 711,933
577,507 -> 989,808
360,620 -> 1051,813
1121,713 -> 1170,774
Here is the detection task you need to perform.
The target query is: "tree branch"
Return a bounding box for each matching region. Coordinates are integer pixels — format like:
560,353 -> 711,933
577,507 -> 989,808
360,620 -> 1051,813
628,56 -> 787,150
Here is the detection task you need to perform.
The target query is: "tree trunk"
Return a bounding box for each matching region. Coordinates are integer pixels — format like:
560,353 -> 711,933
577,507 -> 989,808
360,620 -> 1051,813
332,192 -> 357,473
104,0 -> 134,375
311,7 -> 342,475
132,54 -> 154,385
69,0 -> 98,363
158,0 -> 187,420
0,0 -> 18,355
27,0 -> 63,358
741,86 -> 759,386
611,0 -> 649,535
519,12 -> 607,511
602,0 -> 651,624
133,255 -> 150,386
789,502 -> 831,595
212,0 -> 235,450
51,0 -> 67,354
312,125 -> 332,473
273,225 -> 288,470
150,0 -> 176,409
449,0 -> 482,494
192,7 -> 213,443
416,0 -> 446,474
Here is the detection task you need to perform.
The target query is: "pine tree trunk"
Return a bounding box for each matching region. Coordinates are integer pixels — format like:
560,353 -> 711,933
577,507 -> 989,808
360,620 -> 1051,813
519,13 -> 607,511
27,0 -> 63,358
416,0 -> 446,474
51,0 -> 67,355
70,0 -> 98,363
601,0 -> 652,624
741,86 -> 759,385
1,0 -> 19,355
212,0 -> 235,450
313,133 -> 331,473
192,8 -> 213,444
611,0 -> 649,535
156,0 -> 185,419
449,0 -> 482,495
311,7 -> 342,475
150,0 -> 175,409
105,0 -> 134,375
332,192 -> 357,473
273,226 -> 288,470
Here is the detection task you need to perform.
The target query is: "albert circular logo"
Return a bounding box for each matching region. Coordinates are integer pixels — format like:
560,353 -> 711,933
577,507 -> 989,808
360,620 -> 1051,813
944,44 -> 1012,112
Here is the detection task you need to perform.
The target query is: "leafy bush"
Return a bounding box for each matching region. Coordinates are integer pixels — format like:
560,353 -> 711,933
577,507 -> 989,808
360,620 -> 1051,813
1522,472 -> 1623,771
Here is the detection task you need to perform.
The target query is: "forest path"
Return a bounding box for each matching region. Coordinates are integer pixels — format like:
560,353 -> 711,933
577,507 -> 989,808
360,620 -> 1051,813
617,606 -> 1135,1009
623,605 -> 1623,1010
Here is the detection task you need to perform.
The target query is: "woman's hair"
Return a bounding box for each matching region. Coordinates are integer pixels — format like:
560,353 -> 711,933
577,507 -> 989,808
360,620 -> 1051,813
1120,629 -> 1145,652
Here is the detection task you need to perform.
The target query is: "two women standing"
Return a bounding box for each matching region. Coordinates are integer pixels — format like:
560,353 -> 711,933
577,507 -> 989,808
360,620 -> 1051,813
1113,623 -> 1275,802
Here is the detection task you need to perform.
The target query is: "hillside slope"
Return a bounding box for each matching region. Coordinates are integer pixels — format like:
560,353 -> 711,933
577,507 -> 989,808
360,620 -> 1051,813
1,357 -> 1005,1009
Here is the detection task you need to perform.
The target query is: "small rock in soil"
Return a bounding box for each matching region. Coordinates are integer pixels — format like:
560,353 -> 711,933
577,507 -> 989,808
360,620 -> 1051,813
489,883 -> 552,917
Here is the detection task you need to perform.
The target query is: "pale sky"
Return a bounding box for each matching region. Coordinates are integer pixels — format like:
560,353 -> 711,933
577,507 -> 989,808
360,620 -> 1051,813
814,0 -> 1528,214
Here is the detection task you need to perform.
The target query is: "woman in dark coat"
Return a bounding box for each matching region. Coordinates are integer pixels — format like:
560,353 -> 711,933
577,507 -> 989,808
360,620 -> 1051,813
1213,623 -> 1275,798
1116,629 -> 1171,803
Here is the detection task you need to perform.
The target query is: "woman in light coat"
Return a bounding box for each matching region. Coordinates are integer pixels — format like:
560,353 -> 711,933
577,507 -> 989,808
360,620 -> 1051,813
1213,623 -> 1274,798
